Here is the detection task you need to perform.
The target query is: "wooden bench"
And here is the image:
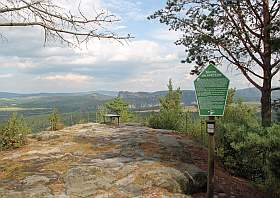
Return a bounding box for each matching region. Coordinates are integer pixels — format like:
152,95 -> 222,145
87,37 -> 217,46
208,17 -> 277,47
103,114 -> 120,125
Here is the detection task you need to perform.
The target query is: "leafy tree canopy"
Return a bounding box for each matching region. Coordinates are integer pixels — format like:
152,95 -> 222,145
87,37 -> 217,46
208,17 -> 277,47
149,0 -> 279,87
106,97 -> 129,115
149,0 -> 280,127
160,79 -> 183,112
149,79 -> 184,131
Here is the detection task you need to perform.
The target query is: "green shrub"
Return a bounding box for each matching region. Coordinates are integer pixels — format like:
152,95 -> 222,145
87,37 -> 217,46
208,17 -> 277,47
0,113 -> 31,150
187,117 -> 204,136
106,97 -> 130,122
215,100 -> 264,179
96,98 -> 131,123
257,124 -> 280,197
148,79 -> 184,131
268,152 -> 280,178
183,88 -> 280,195
266,124 -> 280,178
149,110 -> 184,131
96,105 -> 108,123
148,112 -> 161,128
49,109 -> 63,131
214,100 -> 280,195
127,112 -> 149,125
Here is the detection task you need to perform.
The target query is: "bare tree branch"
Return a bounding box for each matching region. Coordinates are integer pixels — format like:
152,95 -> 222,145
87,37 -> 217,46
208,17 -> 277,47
0,0 -> 132,45
270,0 -> 280,21
221,1 -> 265,68
272,87 -> 280,91
0,1 -> 41,13
243,0 -> 264,27
0,22 -> 125,38
272,59 -> 280,76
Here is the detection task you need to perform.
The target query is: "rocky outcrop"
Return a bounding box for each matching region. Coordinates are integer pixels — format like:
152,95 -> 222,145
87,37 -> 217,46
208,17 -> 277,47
0,123 -> 206,198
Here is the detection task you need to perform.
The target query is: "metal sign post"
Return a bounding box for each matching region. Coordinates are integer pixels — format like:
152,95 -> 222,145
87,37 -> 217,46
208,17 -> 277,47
193,63 -> 230,198
206,116 -> 215,198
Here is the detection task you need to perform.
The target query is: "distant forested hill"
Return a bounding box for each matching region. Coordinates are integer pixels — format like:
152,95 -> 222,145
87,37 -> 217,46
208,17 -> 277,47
118,90 -> 197,108
0,92 -> 114,114
119,88 -> 280,108
16,94 -> 113,113
0,91 -> 117,98
0,88 -> 280,112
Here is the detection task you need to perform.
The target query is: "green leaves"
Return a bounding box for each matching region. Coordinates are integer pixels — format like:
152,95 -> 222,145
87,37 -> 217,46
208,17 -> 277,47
149,79 -> 184,131
96,105 -> 108,123
0,113 -> 31,150
105,97 -> 129,115
96,97 -> 130,123
48,109 -> 62,131
270,37 -> 280,53
215,99 -> 280,192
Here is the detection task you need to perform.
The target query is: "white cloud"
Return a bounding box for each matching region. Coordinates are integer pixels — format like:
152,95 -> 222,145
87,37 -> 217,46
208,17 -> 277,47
108,40 -> 162,62
76,39 -> 179,65
35,47 -> 76,58
152,28 -> 182,42
37,73 -> 93,83
0,56 -> 38,69
1,0 -> 275,93
103,0 -> 148,21
0,73 -> 13,78
49,0 -> 103,16
114,25 -> 127,30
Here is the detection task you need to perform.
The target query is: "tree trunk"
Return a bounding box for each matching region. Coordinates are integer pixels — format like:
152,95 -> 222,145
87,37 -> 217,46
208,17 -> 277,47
261,79 -> 272,127
261,0 -> 272,127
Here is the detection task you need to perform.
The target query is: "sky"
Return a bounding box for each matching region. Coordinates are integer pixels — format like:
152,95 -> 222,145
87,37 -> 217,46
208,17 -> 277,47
0,0 -> 279,93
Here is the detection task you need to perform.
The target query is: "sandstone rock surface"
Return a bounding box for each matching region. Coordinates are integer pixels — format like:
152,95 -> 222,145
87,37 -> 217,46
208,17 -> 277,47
0,123 -> 206,198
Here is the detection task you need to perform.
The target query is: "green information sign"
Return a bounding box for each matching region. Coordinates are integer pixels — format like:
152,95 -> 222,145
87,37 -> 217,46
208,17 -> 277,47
194,64 -> 230,116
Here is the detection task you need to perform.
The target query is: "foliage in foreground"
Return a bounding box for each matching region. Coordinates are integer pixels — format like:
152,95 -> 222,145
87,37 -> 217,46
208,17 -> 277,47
148,79 -> 184,131
0,113 -> 31,150
215,100 -> 280,197
96,97 -> 131,123
147,86 -> 280,196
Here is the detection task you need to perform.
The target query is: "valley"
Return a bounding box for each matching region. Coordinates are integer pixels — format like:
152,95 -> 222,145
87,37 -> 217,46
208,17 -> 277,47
0,88 -> 279,133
